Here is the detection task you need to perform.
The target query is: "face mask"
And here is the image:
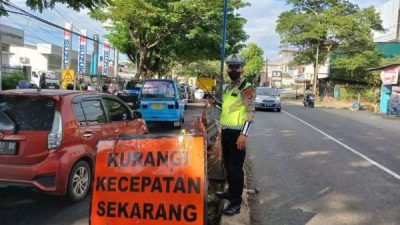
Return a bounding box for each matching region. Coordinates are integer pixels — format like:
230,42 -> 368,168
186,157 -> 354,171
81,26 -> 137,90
228,70 -> 241,80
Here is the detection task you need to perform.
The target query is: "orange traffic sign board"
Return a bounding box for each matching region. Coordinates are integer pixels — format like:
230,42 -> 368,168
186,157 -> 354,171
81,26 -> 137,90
90,135 -> 206,225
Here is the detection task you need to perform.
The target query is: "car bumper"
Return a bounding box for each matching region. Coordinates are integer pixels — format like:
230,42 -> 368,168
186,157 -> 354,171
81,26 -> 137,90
0,149 -> 88,195
255,102 -> 281,109
140,111 -> 182,122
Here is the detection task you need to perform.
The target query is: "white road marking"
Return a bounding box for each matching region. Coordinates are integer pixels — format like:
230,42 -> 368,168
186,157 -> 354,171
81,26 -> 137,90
283,110 -> 400,180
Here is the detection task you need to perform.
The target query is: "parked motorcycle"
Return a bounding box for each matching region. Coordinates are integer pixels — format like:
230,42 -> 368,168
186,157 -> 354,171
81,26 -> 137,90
303,93 -> 315,108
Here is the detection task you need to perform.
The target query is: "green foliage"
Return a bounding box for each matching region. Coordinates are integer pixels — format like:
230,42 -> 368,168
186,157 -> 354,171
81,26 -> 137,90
380,56 -> 400,66
239,43 -> 264,81
339,87 -> 375,102
91,0 -> 248,78
331,47 -> 382,82
276,0 -> 383,73
2,72 -> 25,90
0,0 -> 107,16
179,60 -> 220,77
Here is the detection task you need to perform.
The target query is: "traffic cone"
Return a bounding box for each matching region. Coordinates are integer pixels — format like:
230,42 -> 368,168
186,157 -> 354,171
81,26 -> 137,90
198,117 -> 206,135
189,122 -> 196,134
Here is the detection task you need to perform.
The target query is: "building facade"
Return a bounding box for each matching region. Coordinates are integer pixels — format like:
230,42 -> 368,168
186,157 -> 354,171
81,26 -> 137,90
373,0 -> 400,42
0,24 -> 24,74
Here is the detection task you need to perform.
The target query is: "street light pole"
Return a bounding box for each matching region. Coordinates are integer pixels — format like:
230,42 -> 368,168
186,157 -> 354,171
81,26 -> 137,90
314,43 -> 319,95
219,0 -> 229,101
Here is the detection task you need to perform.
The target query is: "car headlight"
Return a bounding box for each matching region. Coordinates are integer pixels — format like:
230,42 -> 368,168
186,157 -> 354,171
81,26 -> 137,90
255,96 -> 262,103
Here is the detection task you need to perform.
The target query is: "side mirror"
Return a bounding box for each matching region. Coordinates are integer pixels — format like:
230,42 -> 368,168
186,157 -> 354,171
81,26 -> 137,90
132,111 -> 143,120
194,89 -> 205,100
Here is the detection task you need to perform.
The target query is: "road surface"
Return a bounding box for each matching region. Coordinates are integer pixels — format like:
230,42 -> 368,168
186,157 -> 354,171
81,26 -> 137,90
248,102 -> 400,225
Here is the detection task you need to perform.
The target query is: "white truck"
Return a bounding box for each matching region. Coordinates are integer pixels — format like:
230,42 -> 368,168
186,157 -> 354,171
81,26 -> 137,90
31,71 -> 61,89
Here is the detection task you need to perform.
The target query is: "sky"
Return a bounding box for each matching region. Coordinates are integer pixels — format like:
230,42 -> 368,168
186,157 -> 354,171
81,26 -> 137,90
238,0 -> 388,59
1,0 -> 390,62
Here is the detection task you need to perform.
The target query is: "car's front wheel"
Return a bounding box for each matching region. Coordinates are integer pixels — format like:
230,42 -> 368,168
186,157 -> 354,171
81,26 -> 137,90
67,160 -> 92,202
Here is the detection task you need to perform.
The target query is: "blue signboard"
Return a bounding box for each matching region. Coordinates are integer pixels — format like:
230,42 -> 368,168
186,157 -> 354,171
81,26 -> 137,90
78,34 -> 87,74
62,28 -> 72,69
102,42 -> 110,76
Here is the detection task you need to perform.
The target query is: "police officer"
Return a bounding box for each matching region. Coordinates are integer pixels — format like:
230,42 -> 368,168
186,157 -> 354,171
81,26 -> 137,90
215,54 -> 255,216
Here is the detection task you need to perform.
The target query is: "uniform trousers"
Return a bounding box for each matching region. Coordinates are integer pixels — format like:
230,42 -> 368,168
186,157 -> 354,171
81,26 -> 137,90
221,128 -> 246,205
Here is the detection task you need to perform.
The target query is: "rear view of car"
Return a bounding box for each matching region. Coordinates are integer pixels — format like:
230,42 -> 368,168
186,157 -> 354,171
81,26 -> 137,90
116,80 -> 142,109
138,80 -> 184,128
0,90 -> 148,202
0,95 -> 62,193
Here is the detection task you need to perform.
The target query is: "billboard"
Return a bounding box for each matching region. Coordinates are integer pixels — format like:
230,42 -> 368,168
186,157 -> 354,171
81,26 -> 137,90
380,65 -> 399,85
90,135 -> 206,225
78,30 -> 87,75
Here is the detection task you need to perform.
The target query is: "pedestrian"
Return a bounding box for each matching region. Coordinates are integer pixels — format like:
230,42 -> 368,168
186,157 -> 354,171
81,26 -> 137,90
215,54 -> 255,216
40,72 -> 46,89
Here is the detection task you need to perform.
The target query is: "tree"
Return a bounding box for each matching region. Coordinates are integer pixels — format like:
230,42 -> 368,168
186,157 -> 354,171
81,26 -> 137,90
179,60 -> 220,77
239,43 -> 264,83
0,0 -> 107,16
331,48 -> 382,83
276,0 -> 383,89
91,0 -> 248,79
2,71 -> 25,90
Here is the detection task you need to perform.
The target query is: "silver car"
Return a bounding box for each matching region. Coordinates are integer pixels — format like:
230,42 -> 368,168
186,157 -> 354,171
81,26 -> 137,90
255,87 -> 281,112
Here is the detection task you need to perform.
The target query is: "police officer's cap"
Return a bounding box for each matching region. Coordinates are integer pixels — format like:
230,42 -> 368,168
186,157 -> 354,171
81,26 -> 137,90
225,54 -> 245,67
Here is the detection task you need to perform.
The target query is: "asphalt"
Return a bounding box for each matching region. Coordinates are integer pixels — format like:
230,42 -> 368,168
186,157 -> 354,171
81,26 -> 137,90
248,102 -> 400,225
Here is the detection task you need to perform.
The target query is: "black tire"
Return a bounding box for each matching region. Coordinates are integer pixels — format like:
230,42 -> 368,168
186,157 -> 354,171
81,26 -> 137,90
67,160 -> 92,202
309,102 -> 314,108
277,108 -> 281,112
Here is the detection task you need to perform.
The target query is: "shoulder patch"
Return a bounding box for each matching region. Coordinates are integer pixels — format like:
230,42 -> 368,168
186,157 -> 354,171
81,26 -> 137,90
243,87 -> 254,100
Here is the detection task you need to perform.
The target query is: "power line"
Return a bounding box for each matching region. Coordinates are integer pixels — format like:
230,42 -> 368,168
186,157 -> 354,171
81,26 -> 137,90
3,1 -> 114,50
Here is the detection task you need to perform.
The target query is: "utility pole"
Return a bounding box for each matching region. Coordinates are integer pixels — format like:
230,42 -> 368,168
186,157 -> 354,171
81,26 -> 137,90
0,32 -> 2,91
114,49 -> 118,77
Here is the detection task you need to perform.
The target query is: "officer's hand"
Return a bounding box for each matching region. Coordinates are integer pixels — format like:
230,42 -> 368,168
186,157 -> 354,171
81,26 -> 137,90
236,135 -> 247,150
202,98 -> 215,107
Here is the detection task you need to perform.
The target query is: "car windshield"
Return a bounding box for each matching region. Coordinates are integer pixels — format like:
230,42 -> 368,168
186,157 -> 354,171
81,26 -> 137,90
0,96 -> 56,131
256,88 -> 276,96
126,81 -> 142,90
140,81 -> 176,98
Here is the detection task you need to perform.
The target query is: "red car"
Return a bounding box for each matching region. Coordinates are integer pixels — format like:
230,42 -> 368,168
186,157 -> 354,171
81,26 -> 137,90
0,89 -> 148,201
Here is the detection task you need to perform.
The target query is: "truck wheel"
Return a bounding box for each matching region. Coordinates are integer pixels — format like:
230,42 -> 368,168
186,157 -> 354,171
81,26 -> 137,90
67,160 -> 91,202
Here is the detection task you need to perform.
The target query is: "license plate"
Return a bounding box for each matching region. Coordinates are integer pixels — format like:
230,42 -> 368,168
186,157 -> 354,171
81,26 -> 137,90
152,104 -> 164,109
0,141 -> 18,155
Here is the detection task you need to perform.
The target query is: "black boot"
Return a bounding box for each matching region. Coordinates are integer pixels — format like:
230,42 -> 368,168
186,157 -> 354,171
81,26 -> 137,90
223,203 -> 241,216
215,191 -> 232,200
